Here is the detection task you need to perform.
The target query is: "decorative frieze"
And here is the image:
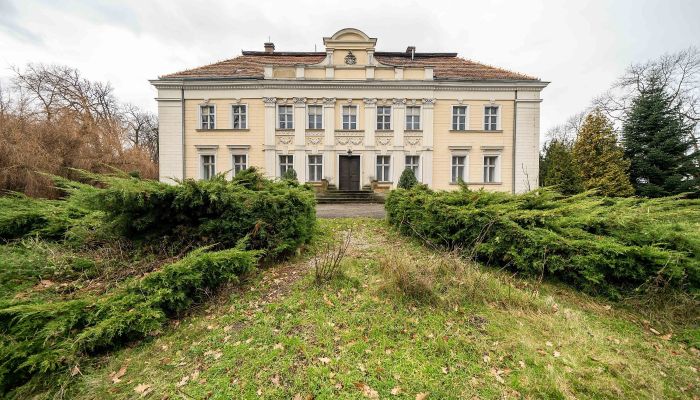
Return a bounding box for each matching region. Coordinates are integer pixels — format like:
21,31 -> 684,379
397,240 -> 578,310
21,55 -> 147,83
262,97 -> 277,105
292,97 -> 307,106
336,137 -> 364,146
376,137 -> 392,146
363,97 -> 377,105
322,97 -> 336,106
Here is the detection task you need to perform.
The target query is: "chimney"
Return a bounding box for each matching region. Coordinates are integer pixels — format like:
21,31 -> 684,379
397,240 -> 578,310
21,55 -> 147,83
264,42 -> 275,53
406,46 -> 416,60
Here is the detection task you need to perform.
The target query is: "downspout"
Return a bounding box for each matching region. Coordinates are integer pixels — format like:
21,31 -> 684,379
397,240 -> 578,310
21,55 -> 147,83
512,90 -> 517,194
181,87 -> 185,180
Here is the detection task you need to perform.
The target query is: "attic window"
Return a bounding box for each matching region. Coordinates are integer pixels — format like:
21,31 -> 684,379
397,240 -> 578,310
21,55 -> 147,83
344,51 -> 357,65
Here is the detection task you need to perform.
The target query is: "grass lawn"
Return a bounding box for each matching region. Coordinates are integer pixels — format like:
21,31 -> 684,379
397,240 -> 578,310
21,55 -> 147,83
55,218 -> 699,399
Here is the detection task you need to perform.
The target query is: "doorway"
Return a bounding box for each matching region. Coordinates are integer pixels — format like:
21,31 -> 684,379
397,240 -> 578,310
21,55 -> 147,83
338,155 -> 361,190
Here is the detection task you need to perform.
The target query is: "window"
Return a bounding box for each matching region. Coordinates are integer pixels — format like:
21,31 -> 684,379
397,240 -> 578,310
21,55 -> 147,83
278,105 -> 294,129
484,106 -> 499,131
308,155 -> 323,182
483,155 -> 499,182
200,105 -> 215,129
231,105 -> 247,129
279,154 -> 294,175
452,106 -> 467,130
377,106 -> 392,130
376,155 -> 391,182
342,105 -> 358,130
406,106 -> 421,130
201,154 -> 216,180
232,154 -> 247,177
405,155 -> 420,178
307,105 -> 323,129
451,155 -> 466,183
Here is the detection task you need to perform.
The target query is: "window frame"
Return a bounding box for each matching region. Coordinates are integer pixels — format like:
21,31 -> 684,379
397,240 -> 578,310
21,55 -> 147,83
342,105 -> 358,130
451,154 -> 468,183
451,105 -> 468,131
482,154 -> 500,183
376,154 -> 391,183
231,153 -> 248,177
199,104 -> 216,130
307,154 -> 323,182
483,105 -> 501,131
405,155 -> 420,181
376,106 -> 392,130
230,104 -> 247,130
405,105 -> 422,130
277,105 -> 294,130
279,154 -> 294,176
200,154 -> 216,180
307,105 -> 323,130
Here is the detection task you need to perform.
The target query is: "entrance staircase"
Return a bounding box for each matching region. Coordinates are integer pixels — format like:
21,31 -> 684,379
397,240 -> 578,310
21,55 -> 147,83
315,184 -> 385,204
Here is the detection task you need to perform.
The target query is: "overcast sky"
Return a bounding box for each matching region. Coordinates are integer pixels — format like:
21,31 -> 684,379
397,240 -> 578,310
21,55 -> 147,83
1,0 -> 699,135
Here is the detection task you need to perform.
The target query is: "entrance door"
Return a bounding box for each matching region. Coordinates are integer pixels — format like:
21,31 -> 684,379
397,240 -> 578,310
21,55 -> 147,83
338,155 -> 361,190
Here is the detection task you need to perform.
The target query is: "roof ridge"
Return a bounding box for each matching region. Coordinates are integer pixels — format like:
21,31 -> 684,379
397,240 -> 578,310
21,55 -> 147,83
241,51 -> 327,56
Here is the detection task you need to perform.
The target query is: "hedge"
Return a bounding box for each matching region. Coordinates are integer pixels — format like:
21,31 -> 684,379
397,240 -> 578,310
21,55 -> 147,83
386,187 -> 700,297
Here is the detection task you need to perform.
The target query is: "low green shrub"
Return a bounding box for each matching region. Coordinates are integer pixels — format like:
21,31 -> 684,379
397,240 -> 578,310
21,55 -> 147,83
397,168 -> 418,189
386,187 -> 700,297
0,247 -> 259,394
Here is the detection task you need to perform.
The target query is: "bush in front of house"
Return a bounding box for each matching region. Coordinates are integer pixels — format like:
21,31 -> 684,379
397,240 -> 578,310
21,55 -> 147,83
397,168 -> 418,189
385,186 -> 700,297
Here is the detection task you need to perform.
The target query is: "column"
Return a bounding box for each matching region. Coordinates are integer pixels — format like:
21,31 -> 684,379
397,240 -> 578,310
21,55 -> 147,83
262,97 -> 277,178
392,98 -> 406,187
363,98 -> 377,187
323,97 -> 336,185
422,98 -> 435,187
293,97 -> 307,182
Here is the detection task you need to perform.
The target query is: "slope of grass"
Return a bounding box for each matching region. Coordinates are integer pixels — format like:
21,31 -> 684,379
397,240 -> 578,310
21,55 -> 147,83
58,219 -> 699,400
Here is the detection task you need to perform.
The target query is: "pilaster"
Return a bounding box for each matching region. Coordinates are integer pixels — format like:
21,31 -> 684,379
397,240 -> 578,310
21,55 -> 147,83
392,98 -> 406,186
293,97 -> 307,182
422,98 -> 435,186
263,97 -> 277,178
363,98 -> 377,186
323,97 -> 336,184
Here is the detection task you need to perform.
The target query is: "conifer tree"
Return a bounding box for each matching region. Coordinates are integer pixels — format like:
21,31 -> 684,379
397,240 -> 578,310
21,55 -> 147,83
397,168 -> 418,189
573,110 -> 634,196
622,77 -> 700,197
539,139 -> 583,195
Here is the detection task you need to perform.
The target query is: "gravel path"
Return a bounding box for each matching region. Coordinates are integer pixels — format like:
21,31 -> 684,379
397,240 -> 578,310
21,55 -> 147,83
315,203 -> 386,219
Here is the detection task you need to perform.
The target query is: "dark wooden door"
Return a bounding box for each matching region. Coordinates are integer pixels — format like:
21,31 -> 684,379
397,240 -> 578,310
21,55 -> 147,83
339,156 -> 360,190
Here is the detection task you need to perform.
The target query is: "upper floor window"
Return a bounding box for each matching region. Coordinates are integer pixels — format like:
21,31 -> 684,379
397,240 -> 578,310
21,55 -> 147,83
201,154 -> 216,180
484,106 -> 499,131
200,105 -> 215,130
308,105 -> 323,129
405,155 -> 420,180
451,155 -> 467,183
376,155 -> 391,182
406,106 -> 421,130
278,105 -> 294,129
483,155 -> 499,182
342,105 -> 358,130
279,154 -> 294,176
231,105 -> 247,129
452,106 -> 468,130
308,155 -> 323,182
232,154 -> 248,177
377,106 -> 392,130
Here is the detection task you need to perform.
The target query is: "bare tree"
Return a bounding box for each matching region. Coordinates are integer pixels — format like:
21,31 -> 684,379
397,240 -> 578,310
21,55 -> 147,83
545,110 -> 589,144
593,46 -> 700,151
122,104 -> 159,161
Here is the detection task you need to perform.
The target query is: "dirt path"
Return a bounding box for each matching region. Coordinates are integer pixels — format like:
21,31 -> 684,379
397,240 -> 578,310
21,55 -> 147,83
316,203 -> 385,219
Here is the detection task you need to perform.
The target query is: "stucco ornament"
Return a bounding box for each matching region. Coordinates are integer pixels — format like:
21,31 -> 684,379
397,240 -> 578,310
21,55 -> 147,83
344,51 -> 357,65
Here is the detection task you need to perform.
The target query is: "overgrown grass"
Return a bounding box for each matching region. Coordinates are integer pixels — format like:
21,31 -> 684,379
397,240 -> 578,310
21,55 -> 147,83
55,219 -> 699,400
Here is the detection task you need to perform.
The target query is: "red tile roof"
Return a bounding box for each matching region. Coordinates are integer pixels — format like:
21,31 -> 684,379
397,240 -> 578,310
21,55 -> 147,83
162,51 -> 538,81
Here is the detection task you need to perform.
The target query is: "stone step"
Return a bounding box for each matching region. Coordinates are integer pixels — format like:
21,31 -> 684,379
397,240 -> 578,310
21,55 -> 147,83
316,198 -> 385,204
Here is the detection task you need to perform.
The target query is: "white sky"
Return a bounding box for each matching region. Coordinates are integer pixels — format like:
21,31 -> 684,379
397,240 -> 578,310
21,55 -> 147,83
1,0 -> 699,136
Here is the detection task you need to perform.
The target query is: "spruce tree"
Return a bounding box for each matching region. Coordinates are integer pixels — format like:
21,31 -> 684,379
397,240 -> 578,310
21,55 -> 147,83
539,139 -> 584,195
622,78 -> 700,197
397,168 -> 418,189
573,110 -> 634,196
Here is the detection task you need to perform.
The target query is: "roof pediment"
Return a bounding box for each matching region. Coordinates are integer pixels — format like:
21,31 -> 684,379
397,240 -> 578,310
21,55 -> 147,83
323,28 -> 377,49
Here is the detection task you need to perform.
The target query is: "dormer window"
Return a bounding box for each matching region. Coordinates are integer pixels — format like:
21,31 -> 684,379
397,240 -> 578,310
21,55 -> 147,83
344,51 -> 357,65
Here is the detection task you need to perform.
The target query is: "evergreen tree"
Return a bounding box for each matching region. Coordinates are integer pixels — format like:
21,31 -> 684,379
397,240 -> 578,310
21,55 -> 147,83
397,168 -> 418,189
281,168 -> 297,182
539,139 -> 584,195
573,110 -> 634,196
622,77 -> 700,197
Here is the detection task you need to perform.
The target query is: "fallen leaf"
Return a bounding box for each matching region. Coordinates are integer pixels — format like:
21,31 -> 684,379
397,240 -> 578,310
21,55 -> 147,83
650,328 -> 661,335
110,366 -> 127,383
545,341 -> 553,347
518,360 -> 526,369
204,350 -> 223,360
391,386 -> 402,395
355,382 -> 379,399
319,357 -> 331,365
70,365 -> 81,377
441,367 -> 449,374
553,351 -> 561,358
483,355 -> 490,363
176,375 -> 189,387
416,392 -> 429,400
274,343 -> 284,350
271,374 -> 281,387
134,383 -> 152,397
661,333 -> 672,341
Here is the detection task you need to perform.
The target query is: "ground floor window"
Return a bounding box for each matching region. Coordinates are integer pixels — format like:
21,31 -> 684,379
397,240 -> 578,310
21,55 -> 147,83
376,155 -> 391,182
279,155 -> 294,176
483,155 -> 499,182
451,155 -> 466,183
405,155 -> 420,179
201,154 -> 216,180
308,154 -> 323,182
232,154 -> 247,177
